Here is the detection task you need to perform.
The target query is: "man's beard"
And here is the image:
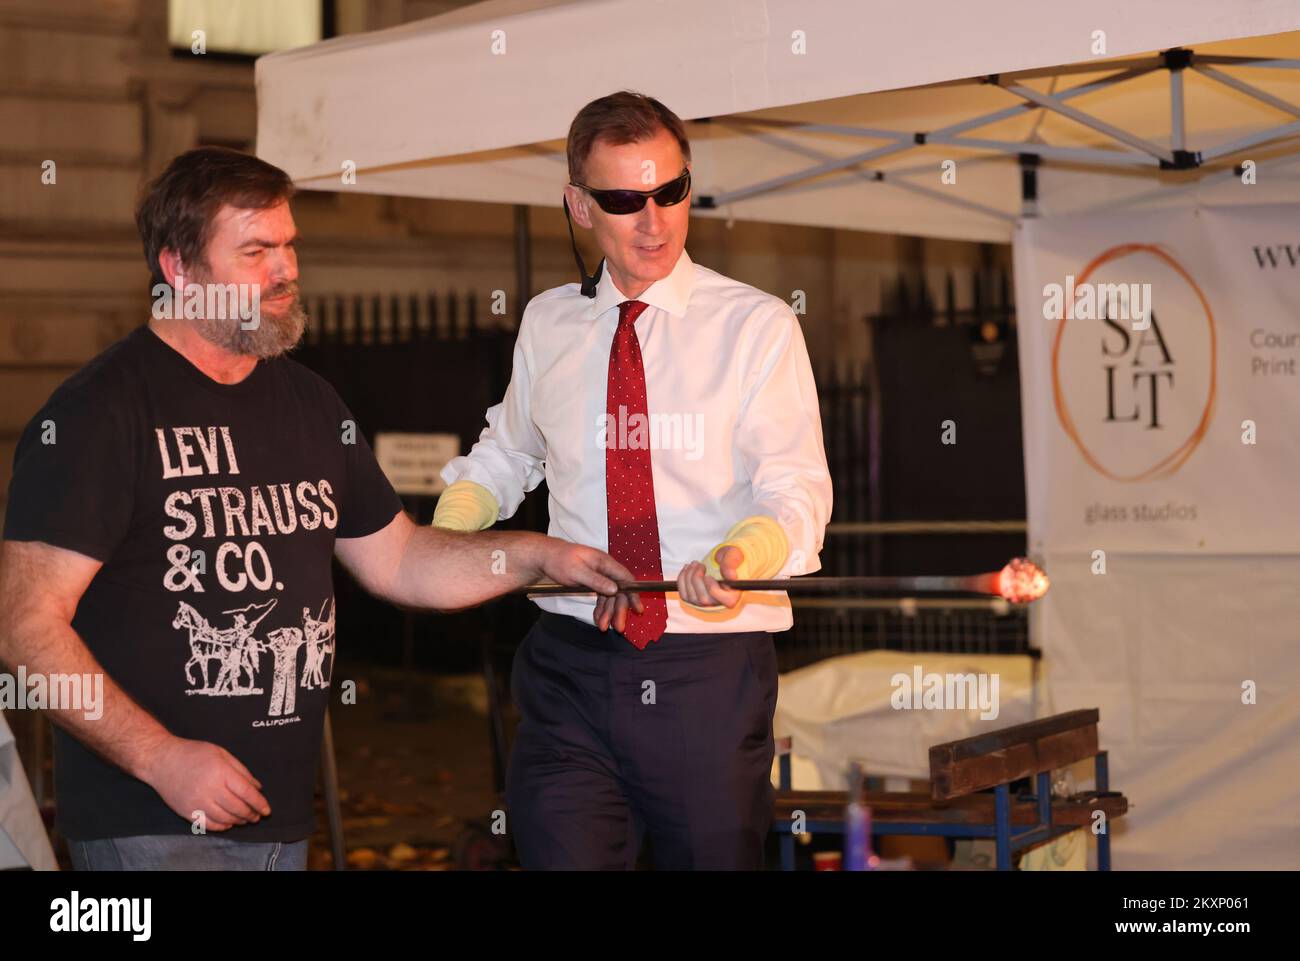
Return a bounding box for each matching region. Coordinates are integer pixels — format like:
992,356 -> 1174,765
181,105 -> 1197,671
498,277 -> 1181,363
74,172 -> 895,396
187,270 -> 308,359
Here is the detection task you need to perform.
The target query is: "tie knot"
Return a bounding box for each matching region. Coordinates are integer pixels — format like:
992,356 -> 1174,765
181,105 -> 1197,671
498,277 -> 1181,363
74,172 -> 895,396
618,300 -> 649,326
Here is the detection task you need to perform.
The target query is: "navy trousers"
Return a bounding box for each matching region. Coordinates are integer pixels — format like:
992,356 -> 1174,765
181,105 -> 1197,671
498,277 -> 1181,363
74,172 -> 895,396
505,612 -> 779,870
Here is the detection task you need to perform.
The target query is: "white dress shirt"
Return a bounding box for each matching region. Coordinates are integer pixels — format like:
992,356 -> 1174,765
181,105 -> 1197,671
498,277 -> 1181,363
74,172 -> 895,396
441,248 -> 833,633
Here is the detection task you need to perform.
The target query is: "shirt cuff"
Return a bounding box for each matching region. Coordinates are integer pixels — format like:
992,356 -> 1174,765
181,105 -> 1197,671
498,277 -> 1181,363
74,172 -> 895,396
432,480 -> 500,531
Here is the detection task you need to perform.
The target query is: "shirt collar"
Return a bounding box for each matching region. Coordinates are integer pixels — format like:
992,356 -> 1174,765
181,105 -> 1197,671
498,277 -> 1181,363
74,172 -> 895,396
586,248 -> 694,320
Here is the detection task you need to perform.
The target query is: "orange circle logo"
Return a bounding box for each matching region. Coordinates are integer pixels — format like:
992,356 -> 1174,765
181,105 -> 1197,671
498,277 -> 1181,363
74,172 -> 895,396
1050,243 -> 1216,482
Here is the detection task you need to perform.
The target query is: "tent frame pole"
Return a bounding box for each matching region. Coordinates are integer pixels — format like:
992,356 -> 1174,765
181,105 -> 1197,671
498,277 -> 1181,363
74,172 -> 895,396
710,67 -> 1154,206
999,81 -> 1174,163
887,177 -> 1018,223
1171,65 -> 1187,152
1199,117 -> 1300,162
1193,64 -> 1300,118
703,50 -> 1300,220
929,134 -> 1154,167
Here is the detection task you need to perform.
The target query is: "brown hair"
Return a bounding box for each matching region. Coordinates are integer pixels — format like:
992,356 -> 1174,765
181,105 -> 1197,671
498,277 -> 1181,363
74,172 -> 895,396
566,91 -> 691,185
135,146 -> 295,287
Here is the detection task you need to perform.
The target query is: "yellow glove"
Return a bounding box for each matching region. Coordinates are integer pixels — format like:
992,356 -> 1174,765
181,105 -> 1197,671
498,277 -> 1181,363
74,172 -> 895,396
432,480 -> 500,532
702,515 -> 790,581
682,516 -> 790,612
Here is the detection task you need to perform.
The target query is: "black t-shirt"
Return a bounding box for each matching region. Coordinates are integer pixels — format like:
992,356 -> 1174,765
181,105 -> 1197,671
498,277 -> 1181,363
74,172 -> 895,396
3,325 -> 402,842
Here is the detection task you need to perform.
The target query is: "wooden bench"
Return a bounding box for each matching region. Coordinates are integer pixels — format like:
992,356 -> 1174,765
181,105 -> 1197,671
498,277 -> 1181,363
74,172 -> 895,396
772,708 -> 1128,870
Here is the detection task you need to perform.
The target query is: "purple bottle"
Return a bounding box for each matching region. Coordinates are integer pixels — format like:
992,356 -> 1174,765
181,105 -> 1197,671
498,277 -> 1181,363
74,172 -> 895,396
845,763 -> 875,871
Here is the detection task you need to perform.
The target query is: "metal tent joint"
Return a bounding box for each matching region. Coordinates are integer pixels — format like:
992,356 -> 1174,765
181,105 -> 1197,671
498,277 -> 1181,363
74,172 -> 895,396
1160,149 -> 1203,170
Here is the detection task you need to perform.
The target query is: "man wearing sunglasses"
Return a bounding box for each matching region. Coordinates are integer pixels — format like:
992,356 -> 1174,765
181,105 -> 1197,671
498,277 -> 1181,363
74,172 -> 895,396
434,91 -> 832,870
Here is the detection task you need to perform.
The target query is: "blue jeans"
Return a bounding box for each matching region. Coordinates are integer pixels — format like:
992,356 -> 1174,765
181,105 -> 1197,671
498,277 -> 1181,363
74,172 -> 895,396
68,834 -> 309,871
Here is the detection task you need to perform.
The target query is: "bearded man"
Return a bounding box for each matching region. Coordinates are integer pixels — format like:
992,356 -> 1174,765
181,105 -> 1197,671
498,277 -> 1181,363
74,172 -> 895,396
0,147 -> 636,870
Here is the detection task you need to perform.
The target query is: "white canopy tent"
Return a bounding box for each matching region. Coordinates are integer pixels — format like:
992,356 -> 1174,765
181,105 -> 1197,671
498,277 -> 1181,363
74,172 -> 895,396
257,0 -> 1300,242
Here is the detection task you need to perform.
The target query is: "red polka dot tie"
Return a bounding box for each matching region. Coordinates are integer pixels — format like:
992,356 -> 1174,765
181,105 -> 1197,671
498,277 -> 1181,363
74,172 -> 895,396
606,299 -> 667,648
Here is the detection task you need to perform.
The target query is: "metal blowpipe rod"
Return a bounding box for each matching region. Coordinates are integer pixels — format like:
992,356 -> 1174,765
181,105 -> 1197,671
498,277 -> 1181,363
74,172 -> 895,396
516,558 -> 1050,604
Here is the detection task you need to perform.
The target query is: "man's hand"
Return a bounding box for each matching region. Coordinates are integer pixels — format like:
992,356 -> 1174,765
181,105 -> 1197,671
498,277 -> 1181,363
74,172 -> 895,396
538,541 -> 644,632
677,545 -> 744,610
143,736 -> 271,832
593,580 -> 646,633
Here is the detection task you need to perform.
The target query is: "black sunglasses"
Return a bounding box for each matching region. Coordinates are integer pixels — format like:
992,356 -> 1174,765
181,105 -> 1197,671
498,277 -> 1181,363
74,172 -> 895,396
570,169 -> 692,215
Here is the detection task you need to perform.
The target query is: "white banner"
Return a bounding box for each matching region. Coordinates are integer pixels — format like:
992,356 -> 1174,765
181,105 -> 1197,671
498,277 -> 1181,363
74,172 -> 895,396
1015,204 -> 1300,554
1015,203 -> 1300,869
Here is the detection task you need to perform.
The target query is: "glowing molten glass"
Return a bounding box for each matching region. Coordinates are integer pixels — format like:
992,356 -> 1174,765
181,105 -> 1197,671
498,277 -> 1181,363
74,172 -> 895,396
997,558 -> 1050,603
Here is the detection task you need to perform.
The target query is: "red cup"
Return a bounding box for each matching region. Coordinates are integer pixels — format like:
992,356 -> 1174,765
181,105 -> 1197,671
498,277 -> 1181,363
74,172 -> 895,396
813,851 -> 843,871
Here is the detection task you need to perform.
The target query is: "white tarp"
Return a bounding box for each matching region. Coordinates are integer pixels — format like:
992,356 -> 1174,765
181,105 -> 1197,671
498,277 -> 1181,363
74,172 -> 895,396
772,651 -> 1037,788
0,712 -> 56,870
1015,203 -> 1300,868
256,4 -> 1300,242
1030,553 -> 1300,870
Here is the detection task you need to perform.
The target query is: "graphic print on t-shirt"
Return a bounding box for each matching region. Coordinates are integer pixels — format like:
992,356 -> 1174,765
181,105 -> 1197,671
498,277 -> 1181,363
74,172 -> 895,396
3,328 -> 410,840
171,597 -> 335,720
157,423 -> 341,729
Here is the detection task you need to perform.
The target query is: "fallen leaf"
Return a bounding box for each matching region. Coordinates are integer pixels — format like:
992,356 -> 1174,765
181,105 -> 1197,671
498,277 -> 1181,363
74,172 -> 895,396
346,848 -> 379,869
388,843 -> 418,862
